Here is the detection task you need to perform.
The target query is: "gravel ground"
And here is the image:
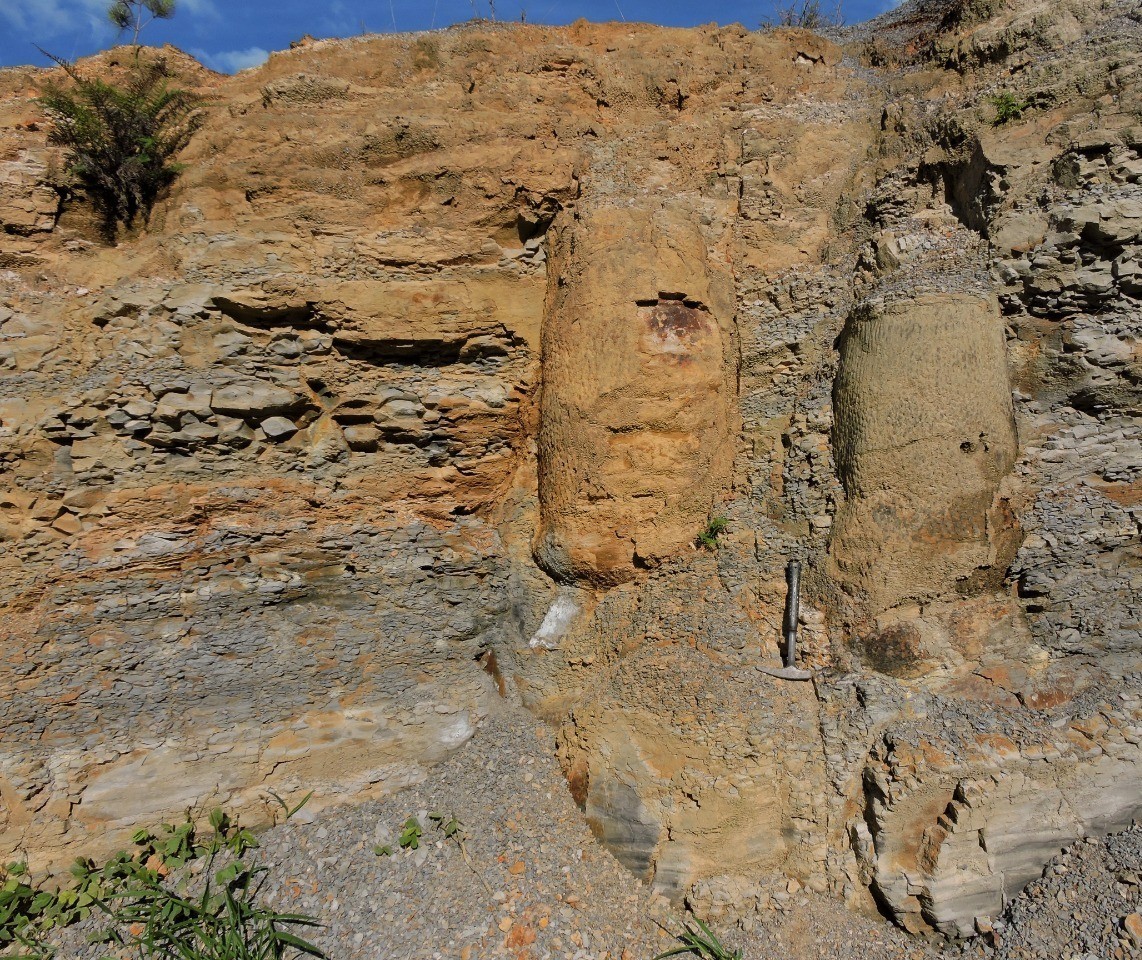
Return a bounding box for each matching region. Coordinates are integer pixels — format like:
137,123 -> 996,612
39,700 -> 1140,959
247,700 -> 928,960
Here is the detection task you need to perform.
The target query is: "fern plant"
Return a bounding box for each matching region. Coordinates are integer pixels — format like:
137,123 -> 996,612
696,516 -> 729,551
38,53 -> 203,237
989,91 -> 1028,126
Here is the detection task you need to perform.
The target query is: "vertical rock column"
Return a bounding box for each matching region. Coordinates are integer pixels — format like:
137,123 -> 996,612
828,292 -> 1019,616
534,203 -> 738,586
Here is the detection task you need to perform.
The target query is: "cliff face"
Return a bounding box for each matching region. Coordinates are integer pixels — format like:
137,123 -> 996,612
0,0 -> 1139,939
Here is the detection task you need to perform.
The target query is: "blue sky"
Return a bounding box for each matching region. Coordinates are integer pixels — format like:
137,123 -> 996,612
1,0 -> 898,74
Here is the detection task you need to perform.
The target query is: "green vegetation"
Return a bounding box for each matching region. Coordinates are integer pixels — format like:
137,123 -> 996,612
1,861 -> 51,958
373,810 -> 494,896
427,811 -> 462,842
107,0 -> 177,48
653,917 -> 743,960
38,54 -> 203,239
0,809 -> 322,960
374,815 -> 423,857
989,91 -> 1028,126
397,816 -> 423,851
427,811 -> 494,895
265,790 -> 314,824
91,857 -> 322,960
696,516 -> 729,551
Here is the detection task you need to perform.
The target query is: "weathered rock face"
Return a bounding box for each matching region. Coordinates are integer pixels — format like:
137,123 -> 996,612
0,0 -> 1140,941
535,202 -> 737,585
830,292 -> 1019,614
0,36 -> 564,867
853,689 -> 1142,938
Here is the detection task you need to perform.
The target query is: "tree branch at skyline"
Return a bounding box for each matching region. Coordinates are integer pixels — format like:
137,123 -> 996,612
107,0 -> 177,47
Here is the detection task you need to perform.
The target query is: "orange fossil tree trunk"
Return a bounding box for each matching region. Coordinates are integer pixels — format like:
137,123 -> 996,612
534,201 -> 739,586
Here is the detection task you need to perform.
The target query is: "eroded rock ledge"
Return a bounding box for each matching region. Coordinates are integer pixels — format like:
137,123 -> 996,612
0,0 -> 1139,940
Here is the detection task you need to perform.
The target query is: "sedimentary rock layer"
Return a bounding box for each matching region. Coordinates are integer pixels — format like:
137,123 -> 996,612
830,292 -> 1019,613
0,0 -> 1139,938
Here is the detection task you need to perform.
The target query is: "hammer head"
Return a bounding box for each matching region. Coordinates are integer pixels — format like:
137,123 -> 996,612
756,665 -> 813,682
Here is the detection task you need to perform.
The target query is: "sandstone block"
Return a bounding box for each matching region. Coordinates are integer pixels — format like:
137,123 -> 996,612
992,210 -> 1049,255
343,424 -> 380,451
1124,913 -> 1142,948
534,202 -> 737,585
153,389 -> 213,424
828,292 -> 1018,614
211,381 -> 307,419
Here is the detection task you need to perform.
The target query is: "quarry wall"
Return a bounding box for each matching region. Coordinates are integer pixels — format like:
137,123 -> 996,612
0,0 -> 1139,937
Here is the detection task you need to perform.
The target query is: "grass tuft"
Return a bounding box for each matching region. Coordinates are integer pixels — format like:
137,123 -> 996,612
654,917 -> 743,960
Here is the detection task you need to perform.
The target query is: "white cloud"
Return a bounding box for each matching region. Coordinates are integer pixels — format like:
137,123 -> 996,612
2,0 -> 103,33
1,0 -> 221,55
1,0 -> 132,49
321,0 -> 366,36
192,45 -> 269,73
178,0 -> 220,21
1,0 -> 60,32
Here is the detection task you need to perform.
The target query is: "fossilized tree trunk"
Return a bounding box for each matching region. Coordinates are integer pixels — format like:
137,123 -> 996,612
828,292 -> 1019,615
534,202 -> 738,586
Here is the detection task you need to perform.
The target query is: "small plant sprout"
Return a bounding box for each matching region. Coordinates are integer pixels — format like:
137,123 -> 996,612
696,515 -> 729,551
990,91 -> 1028,126
266,789 -> 314,823
372,815 -> 425,857
428,811 -> 459,838
398,817 -> 423,850
428,812 -> 494,896
653,917 -> 743,960
209,807 -> 259,857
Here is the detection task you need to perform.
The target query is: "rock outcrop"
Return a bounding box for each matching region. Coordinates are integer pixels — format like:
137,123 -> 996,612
0,0 -> 1139,941
536,202 -> 737,585
830,292 -> 1018,614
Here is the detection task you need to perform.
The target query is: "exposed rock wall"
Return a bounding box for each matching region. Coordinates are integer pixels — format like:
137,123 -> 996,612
823,0 -> 1142,934
830,292 -> 1018,614
0,36 -> 565,866
0,0 -> 1139,941
535,202 -> 737,585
